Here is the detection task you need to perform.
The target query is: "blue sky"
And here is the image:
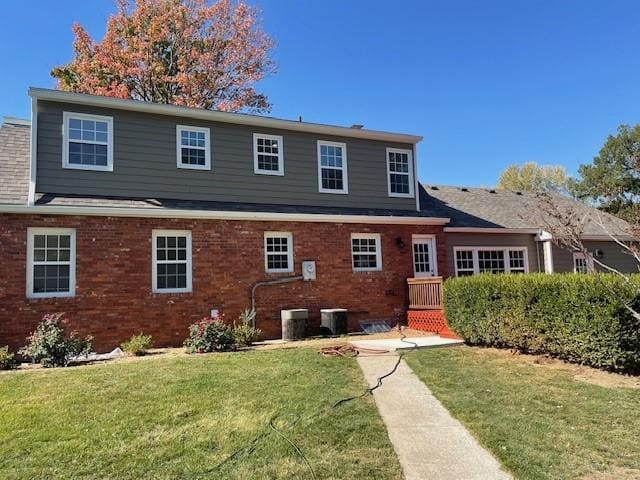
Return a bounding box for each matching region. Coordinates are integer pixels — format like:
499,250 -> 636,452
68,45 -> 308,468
1,0 -> 639,186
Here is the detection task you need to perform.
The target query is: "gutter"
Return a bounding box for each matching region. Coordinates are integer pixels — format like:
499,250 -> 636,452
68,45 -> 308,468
0,204 -> 450,226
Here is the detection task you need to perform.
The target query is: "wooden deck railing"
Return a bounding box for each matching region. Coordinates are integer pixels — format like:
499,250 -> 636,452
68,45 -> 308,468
407,276 -> 444,310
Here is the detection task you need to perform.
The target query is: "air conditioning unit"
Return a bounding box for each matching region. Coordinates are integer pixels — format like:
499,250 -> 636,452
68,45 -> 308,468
281,309 -> 308,341
320,309 -> 348,336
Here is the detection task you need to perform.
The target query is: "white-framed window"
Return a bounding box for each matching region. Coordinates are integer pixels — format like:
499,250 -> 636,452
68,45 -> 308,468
387,148 -> 414,198
26,228 -> 76,298
264,232 -> 294,273
62,112 -> 113,171
573,252 -> 593,273
152,230 -> 192,293
176,125 -> 211,170
351,233 -> 382,272
453,247 -> 529,276
318,140 -> 348,194
254,133 -> 284,176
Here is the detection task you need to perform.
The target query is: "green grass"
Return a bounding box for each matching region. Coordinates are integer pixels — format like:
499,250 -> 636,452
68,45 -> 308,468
405,346 -> 640,480
0,349 -> 402,480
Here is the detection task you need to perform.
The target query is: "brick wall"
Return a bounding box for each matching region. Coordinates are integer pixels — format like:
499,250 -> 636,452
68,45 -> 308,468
0,213 -> 446,351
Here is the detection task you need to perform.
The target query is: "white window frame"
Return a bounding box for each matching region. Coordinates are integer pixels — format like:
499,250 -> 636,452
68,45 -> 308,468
264,232 -> 294,273
351,233 -> 382,272
317,140 -> 349,194
62,112 -> 114,172
453,246 -> 529,276
573,252 -> 593,273
412,234 -> 438,277
253,133 -> 284,176
152,230 -> 193,294
176,125 -> 211,171
26,227 -> 76,299
386,147 -> 415,198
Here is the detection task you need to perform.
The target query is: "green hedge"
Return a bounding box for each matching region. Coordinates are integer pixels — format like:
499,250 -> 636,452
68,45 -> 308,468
444,273 -> 640,373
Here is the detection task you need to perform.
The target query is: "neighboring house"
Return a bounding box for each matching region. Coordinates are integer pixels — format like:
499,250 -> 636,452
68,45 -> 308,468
422,185 -> 636,276
0,89 -> 635,350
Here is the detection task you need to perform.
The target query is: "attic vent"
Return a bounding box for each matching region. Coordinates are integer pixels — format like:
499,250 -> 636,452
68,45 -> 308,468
460,187 -> 468,192
516,191 -> 523,196
350,124 -> 364,129
488,189 -> 497,194
430,186 -> 439,190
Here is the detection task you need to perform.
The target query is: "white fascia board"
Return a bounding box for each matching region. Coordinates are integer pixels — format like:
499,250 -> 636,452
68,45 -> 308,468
444,227 -> 541,234
0,204 -> 450,226
29,88 -> 423,145
28,97 -> 37,206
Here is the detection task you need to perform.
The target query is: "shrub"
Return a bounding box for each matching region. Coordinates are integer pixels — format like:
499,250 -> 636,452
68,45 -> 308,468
121,334 -> 153,356
444,273 -> 640,373
233,324 -> 262,347
184,315 -> 236,353
19,313 -> 93,368
0,346 -> 16,370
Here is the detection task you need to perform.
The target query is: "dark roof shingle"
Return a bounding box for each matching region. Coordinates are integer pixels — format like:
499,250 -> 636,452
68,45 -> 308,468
0,118 -> 30,205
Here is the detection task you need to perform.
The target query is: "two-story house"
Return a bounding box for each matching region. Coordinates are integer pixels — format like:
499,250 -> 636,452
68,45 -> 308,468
0,88 -> 449,350
0,88 -> 635,351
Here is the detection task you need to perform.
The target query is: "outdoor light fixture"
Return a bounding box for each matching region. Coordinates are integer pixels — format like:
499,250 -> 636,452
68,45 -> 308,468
395,237 -> 405,249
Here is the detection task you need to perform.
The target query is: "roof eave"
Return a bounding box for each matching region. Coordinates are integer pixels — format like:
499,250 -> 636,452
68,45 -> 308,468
29,88 -> 423,144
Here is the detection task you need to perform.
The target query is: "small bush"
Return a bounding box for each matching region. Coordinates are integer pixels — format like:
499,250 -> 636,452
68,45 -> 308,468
0,346 -> 16,370
233,324 -> 262,347
184,315 -> 236,353
19,313 -> 93,368
121,334 -> 153,356
444,273 -> 640,373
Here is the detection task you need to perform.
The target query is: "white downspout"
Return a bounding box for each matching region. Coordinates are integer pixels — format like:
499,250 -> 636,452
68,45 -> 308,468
536,230 -> 554,273
27,96 -> 38,206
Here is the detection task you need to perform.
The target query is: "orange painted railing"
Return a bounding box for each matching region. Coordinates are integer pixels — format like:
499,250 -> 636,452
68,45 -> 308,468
407,276 -> 443,310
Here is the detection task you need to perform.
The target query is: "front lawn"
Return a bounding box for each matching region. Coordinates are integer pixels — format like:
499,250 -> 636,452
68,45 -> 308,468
406,346 -> 640,480
0,349 -> 402,480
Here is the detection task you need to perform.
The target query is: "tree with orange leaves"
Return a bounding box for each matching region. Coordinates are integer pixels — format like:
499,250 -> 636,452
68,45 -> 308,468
52,0 -> 275,112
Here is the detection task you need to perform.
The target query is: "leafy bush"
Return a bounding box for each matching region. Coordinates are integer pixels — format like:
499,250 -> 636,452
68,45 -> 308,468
0,346 -> 16,370
233,324 -> 262,347
19,313 -> 93,368
121,334 -> 153,356
184,315 -> 236,353
444,273 -> 640,373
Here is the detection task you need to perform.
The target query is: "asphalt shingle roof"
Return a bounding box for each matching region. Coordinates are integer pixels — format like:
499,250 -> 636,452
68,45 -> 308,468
421,184 -> 632,237
0,118 -> 30,205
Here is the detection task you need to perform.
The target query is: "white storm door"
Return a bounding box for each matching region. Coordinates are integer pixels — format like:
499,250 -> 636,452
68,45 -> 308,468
412,235 -> 437,277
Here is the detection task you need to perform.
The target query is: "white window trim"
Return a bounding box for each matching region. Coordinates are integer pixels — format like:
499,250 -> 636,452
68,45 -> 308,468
351,233 -> 382,272
412,234 -> 438,277
176,125 -> 211,171
317,140 -> 349,194
573,252 -> 594,273
62,112 -> 114,172
152,229 -> 193,293
386,147 -> 415,198
264,231 -> 294,273
253,133 -> 284,176
26,227 -> 76,299
453,246 -> 529,276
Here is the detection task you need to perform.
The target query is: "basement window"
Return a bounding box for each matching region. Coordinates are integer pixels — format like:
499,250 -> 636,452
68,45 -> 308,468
387,148 -> 414,197
254,134 -> 284,175
264,232 -> 293,273
27,228 -> 76,298
454,247 -> 529,276
63,112 -> 113,171
351,233 -> 382,272
152,230 -> 192,293
176,125 -> 211,170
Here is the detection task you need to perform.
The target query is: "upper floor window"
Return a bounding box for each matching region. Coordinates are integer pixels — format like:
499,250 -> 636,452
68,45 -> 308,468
318,141 -> 348,194
27,228 -> 76,298
351,233 -> 382,272
453,247 -> 528,276
387,148 -> 414,197
176,125 -> 211,170
63,112 -> 113,171
254,134 -> 284,176
264,232 -> 293,273
152,230 -> 192,293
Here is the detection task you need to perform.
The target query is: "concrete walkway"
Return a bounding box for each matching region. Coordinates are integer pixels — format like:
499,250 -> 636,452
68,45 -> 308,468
350,335 -> 464,352
357,353 -> 511,480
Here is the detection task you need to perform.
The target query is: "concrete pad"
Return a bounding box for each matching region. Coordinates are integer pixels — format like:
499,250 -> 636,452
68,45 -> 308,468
357,354 -> 511,480
350,335 -> 464,352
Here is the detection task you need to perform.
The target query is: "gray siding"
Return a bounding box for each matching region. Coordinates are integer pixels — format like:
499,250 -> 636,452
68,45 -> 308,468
35,100 -> 416,210
553,241 -> 638,273
444,233 -> 542,276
